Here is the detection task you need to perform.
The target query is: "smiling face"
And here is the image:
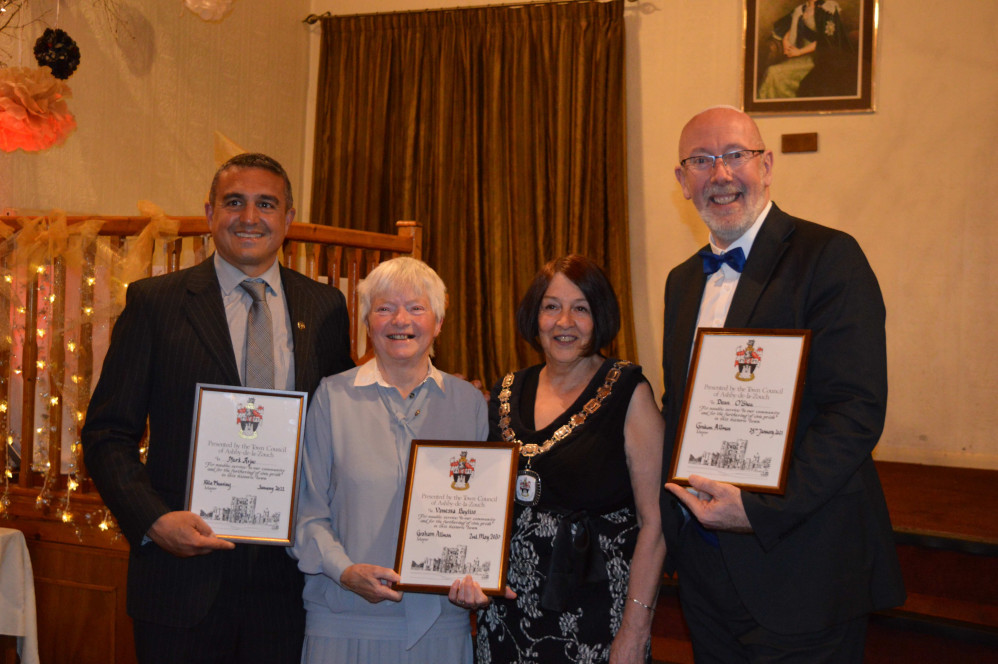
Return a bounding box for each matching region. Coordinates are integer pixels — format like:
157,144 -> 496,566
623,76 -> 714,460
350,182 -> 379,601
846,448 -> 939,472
205,166 -> 295,277
537,272 -> 595,365
674,107 -> 773,249
367,289 -> 443,371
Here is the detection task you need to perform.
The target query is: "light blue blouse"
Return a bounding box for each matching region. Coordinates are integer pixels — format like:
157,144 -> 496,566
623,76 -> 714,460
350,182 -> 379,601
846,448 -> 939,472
292,359 -> 488,651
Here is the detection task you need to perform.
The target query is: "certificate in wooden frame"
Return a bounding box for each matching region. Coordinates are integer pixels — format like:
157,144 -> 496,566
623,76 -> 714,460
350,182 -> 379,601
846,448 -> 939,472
185,384 -> 307,545
394,441 -> 519,595
669,329 -> 810,494
743,0 -> 877,114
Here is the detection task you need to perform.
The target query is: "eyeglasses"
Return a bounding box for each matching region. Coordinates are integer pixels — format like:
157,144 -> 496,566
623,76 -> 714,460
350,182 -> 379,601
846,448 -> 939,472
680,149 -> 765,172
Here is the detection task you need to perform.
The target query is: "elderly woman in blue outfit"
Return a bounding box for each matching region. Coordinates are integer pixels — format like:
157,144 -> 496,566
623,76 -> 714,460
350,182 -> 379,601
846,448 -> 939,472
292,257 -> 490,663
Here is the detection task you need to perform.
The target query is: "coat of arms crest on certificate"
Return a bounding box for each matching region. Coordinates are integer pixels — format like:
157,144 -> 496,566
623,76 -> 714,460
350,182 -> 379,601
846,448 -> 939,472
734,339 -> 764,382
236,397 -> 265,439
449,451 -> 476,490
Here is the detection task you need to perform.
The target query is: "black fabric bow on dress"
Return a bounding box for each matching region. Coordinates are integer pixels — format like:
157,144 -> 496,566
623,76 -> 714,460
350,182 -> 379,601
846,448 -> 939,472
540,510 -> 609,611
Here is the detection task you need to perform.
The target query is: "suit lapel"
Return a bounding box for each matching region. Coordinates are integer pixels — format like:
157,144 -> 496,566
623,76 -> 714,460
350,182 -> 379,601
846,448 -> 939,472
281,267 -> 313,393
725,204 -> 794,327
674,257 -> 708,371
185,259 -> 241,385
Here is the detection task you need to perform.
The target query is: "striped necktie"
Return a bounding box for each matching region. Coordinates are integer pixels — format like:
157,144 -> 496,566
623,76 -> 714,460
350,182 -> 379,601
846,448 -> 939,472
240,280 -> 274,389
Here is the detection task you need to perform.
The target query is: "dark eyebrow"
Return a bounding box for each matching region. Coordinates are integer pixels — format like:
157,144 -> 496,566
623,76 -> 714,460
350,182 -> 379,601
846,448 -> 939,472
256,194 -> 280,205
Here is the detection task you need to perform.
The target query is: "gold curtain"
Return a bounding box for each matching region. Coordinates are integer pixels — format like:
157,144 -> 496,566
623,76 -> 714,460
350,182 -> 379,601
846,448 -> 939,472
311,0 -> 635,387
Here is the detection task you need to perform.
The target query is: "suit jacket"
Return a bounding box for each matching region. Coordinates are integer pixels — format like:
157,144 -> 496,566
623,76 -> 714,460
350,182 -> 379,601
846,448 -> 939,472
660,204 -> 905,634
82,257 -> 353,627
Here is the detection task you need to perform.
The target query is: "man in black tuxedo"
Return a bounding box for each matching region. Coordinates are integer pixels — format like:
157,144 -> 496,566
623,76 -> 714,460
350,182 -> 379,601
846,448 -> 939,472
82,153 -> 352,663
660,107 -> 904,662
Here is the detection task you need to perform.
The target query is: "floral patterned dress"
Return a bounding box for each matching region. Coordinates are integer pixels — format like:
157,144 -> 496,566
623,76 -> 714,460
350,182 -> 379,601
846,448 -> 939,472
476,359 -> 647,664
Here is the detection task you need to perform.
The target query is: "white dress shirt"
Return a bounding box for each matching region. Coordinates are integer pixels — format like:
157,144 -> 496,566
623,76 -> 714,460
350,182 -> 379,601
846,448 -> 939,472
695,201 -> 772,330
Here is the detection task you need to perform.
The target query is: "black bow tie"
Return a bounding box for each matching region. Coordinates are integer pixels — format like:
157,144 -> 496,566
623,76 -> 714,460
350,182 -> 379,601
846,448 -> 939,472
698,247 -> 746,274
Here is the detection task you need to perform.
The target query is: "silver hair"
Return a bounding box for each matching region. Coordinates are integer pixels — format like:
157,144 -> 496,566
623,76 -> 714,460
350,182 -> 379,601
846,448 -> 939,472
358,256 -> 447,324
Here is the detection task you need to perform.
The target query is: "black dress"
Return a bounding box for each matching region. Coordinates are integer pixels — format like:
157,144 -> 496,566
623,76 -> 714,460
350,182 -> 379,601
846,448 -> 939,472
475,358 -> 648,664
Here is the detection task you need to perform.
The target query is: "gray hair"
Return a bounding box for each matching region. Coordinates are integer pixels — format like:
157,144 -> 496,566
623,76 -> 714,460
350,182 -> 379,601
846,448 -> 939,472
358,257 -> 447,324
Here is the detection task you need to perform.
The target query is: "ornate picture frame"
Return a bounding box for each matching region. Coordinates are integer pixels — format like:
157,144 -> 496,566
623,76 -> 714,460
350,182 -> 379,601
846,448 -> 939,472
743,0 -> 878,114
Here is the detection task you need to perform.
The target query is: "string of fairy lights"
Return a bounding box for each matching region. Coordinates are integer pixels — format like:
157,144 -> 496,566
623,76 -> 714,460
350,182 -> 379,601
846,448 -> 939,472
0,213 -> 177,540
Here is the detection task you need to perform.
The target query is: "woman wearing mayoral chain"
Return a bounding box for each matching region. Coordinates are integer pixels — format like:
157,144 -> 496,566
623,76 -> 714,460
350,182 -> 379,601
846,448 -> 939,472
464,255 -> 666,663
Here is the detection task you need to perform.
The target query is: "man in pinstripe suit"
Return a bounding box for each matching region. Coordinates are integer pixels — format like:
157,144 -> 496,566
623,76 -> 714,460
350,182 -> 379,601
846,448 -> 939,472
82,154 -> 353,664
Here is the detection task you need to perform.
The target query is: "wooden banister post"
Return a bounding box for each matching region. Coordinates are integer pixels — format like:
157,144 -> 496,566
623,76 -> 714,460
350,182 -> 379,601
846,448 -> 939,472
395,221 -> 422,260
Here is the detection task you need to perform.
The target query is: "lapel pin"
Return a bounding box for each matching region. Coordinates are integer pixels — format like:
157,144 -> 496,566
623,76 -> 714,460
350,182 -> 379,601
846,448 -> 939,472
297,321 -> 306,330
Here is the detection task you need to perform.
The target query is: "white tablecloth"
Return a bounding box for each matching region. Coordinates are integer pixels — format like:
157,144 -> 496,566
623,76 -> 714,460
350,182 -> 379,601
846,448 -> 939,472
0,528 -> 38,664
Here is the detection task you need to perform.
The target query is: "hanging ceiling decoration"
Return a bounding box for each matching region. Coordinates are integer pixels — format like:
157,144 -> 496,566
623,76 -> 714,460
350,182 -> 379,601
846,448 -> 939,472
0,66 -> 76,153
33,28 -> 81,80
183,0 -> 236,22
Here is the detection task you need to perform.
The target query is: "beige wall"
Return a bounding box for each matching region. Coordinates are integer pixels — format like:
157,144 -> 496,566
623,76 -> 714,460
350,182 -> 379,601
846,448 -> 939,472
0,0 -> 311,216
308,0 -> 998,469
2,1 -> 994,468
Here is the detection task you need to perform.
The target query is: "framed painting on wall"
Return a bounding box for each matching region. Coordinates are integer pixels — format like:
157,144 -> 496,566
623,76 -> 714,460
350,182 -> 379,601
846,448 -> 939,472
743,0 -> 877,114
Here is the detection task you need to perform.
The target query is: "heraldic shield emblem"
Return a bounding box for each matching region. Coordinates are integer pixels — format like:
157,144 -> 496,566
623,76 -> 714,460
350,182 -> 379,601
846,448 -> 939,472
734,339 -> 764,381
236,397 -> 265,439
449,451 -> 476,490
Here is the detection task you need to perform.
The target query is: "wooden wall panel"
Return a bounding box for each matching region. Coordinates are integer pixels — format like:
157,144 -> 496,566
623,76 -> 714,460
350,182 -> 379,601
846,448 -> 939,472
19,528 -> 134,664
35,577 -> 116,664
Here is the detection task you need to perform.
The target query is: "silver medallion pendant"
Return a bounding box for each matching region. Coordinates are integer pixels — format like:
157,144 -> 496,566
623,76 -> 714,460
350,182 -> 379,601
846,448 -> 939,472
515,469 -> 541,506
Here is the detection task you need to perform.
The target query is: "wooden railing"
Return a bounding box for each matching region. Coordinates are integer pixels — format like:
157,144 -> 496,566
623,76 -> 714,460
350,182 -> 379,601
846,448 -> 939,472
0,213 -> 421,537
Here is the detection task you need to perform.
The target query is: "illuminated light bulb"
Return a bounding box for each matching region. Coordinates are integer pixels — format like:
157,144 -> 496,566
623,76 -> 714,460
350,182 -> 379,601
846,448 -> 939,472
36,361 -> 45,369
36,428 -> 43,435
4,469 -> 11,479
70,375 -> 80,384
67,478 -> 79,491
36,266 -> 45,274
98,520 -> 109,531
16,307 -> 24,314
67,342 -> 76,352
12,370 -> 20,376
83,307 -> 94,316
48,294 -> 56,303
86,277 -> 96,286
36,329 -> 46,339
2,275 -> 10,283
0,402 -> 6,413
61,511 -> 73,523
75,411 -> 84,422
50,396 -> 59,406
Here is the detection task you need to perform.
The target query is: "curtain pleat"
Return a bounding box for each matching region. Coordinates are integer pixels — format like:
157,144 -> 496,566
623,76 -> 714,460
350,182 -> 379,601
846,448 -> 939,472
311,0 -> 635,387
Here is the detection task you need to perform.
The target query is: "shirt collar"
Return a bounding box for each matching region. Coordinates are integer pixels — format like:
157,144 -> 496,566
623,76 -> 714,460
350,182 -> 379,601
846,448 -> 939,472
214,253 -> 282,296
708,200 -> 772,259
354,357 -> 446,393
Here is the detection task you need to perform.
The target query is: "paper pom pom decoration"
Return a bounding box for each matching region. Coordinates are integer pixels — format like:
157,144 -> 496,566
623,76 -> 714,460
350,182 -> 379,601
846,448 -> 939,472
34,28 -> 82,80
183,0 -> 236,21
0,67 -> 77,153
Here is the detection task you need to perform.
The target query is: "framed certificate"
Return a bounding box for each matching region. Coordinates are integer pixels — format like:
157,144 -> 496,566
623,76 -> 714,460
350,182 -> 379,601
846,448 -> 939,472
669,329 -> 810,494
394,441 -> 519,595
185,384 -> 308,545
